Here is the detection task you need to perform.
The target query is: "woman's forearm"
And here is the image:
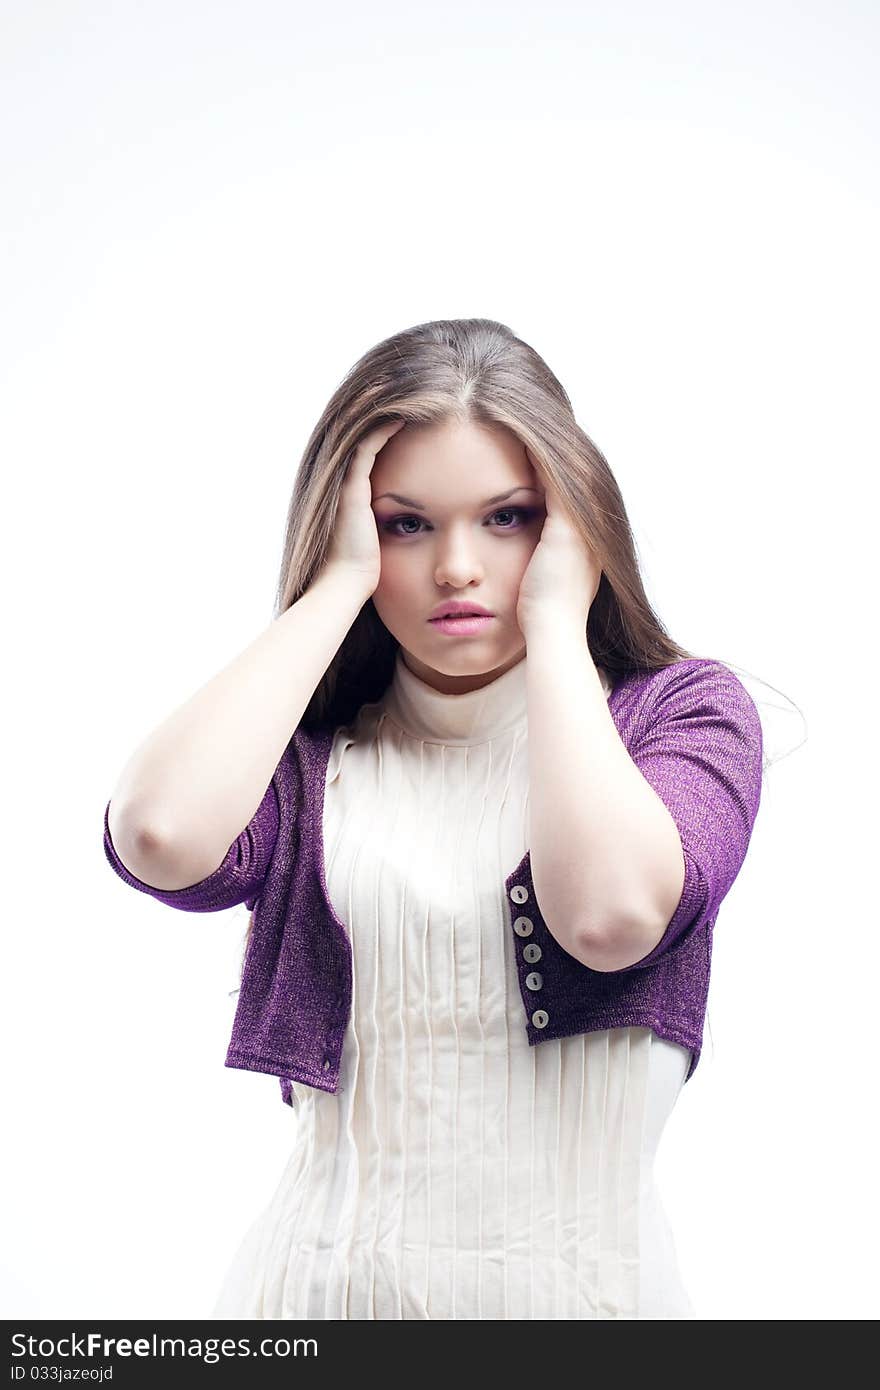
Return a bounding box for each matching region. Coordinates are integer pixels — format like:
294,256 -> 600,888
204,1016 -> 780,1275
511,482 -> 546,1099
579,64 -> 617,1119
525,620 -> 685,969
108,565 -> 370,884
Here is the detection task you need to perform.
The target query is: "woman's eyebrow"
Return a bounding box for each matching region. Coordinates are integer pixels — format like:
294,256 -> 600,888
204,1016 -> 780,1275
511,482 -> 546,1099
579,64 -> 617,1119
372,486 -> 542,511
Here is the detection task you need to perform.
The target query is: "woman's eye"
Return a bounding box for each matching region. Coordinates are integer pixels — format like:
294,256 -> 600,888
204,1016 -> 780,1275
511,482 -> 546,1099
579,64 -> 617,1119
381,507 -> 536,537
492,508 -> 532,528
382,515 -> 423,536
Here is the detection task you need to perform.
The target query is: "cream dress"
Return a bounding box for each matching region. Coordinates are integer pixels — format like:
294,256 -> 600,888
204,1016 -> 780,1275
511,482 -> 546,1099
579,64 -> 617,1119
211,650 -> 696,1319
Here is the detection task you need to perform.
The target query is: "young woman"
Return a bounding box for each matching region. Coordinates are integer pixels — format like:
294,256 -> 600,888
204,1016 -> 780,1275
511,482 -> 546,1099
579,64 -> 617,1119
103,317 -> 766,1319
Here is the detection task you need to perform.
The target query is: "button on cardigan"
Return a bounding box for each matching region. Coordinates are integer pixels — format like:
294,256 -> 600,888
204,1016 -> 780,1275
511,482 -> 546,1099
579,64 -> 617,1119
102,655 -> 764,1105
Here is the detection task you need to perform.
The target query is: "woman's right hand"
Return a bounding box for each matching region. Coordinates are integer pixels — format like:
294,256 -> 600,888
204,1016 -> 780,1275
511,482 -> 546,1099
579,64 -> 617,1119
324,418 -> 406,595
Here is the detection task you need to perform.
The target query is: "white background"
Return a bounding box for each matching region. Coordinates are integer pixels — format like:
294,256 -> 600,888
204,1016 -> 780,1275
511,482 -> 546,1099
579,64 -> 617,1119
2,0 -> 877,1321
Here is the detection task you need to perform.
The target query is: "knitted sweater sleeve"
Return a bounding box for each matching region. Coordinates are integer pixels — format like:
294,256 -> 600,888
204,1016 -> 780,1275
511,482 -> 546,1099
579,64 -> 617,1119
102,761 -> 283,914
609,658 -> 764,972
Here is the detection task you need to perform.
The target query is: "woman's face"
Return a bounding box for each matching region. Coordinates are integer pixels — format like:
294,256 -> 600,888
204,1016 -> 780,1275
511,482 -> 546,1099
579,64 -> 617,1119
369,417 -> 547,693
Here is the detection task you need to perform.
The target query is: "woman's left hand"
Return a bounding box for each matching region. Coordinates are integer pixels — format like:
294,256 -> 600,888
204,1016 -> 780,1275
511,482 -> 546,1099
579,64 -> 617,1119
516,459 -> 603,638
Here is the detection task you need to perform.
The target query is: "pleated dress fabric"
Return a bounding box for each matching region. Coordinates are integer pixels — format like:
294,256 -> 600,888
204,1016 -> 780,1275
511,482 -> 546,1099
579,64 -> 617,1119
211,651 -> 696,1320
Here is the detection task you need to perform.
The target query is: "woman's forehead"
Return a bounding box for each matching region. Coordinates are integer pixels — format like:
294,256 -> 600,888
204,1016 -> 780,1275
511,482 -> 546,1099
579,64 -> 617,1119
370,418 -> 537,500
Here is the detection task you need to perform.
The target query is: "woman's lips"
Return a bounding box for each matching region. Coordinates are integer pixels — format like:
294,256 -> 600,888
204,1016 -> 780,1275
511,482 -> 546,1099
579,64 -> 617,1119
428,615 -> 495,636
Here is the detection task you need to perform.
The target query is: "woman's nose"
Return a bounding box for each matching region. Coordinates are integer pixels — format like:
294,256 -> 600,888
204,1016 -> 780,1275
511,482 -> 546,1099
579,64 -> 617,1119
433,550 -> 485,585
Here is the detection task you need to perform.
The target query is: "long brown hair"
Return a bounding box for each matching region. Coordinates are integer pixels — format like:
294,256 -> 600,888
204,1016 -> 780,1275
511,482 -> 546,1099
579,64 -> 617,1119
239,317 -> 790,969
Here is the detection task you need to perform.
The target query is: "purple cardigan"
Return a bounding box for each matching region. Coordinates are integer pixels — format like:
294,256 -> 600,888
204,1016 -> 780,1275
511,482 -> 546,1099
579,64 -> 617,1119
103,657 -> 763,1105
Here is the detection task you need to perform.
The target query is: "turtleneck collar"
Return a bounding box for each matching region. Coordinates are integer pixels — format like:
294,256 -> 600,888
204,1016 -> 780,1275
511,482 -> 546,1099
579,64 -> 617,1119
381,649 -> 529,745
379,649 -> 613,746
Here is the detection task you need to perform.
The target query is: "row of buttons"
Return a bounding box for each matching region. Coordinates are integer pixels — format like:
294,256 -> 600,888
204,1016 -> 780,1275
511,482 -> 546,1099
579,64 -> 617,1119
510,883 -> 549,1030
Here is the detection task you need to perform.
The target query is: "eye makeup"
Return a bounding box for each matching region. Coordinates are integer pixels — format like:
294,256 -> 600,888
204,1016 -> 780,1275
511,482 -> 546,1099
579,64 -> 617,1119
379,506 -> 540,537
